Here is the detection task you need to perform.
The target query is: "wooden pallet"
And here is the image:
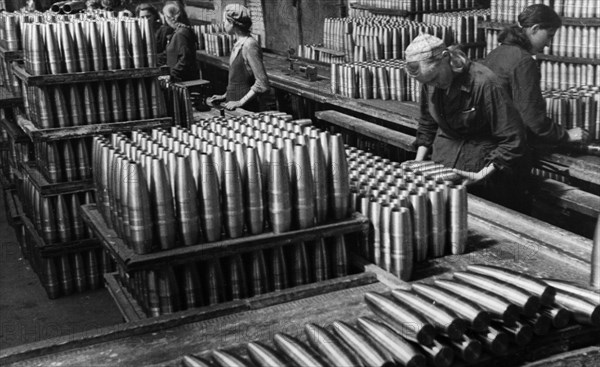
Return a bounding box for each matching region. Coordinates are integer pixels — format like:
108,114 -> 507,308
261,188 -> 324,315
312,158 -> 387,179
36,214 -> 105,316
81,203 -> 369,272
11,63 -> 169,86
17,114 -> 173,141
20,161 -> 94,196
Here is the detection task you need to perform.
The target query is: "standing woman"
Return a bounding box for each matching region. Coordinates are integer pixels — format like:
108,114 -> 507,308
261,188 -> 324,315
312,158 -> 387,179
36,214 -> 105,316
207,4 -> 269,112
162,1 -> 199,82
407,34 -> 529,212
484,4 -> 588,146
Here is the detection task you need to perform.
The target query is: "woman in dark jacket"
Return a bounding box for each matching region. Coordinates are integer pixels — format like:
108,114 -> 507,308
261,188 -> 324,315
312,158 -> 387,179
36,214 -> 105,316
406,34 -> 529,212
207,4 -> 270,112
162,1 -> 199,82
484,4 -> 588,146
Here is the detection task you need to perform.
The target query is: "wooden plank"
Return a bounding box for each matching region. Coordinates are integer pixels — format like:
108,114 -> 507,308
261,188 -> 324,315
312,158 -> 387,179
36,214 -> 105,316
468,194 -> 593,267
81,204 -> 370,272
523,346 -> 600,367
17,115 -> 173,141
311,46 -> 346,57
104,273 -> 147,322
20,162 -> 94,196
536,54 -> 600,65
315,110 -> 415,151
534,178 -> 600,218
11,63 -> 170,86
0,43 -> 23,61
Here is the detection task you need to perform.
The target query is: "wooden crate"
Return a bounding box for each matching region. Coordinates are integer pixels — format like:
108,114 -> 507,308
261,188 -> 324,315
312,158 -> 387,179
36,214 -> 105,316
20,161 -> 93,196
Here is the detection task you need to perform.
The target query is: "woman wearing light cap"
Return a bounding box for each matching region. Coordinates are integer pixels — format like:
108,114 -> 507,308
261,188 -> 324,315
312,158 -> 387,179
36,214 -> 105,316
207,4 -> 270,111
406,33 -> 530,211
163,1 -> 199,82
484,4 -> 588,147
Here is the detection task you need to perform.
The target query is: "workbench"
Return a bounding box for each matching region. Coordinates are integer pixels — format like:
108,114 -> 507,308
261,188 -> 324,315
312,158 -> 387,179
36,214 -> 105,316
0,194 -> 597,367
196,51 -> 600,189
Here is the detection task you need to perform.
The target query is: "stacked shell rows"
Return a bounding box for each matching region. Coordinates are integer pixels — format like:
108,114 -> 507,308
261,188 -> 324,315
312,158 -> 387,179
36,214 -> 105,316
193,24 -> 237,57
490,0 -> 599,23
350,0 -> 479,13
181,265 -> 600,367
295,44 -> 346,64
347,151 -> 467,281
92,112 -> 351,254
542,86 -> 600,141
323,17 -> 454,63
24,78 -> 167,129
330,59 -> 421,102
22,15 -> 159,75
33,138 -> 92,183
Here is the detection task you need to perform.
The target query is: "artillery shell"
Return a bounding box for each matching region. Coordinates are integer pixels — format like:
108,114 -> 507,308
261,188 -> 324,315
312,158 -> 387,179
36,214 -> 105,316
116,20 -> 131,69
453,271 -> 541,317
466,326 -> 509,356
269,148 -> 292,233
83,83 -> 99,124
181,263 -> 203,309
551,288 -> 600,326
437,335 -> 481,364
293,144 -> 315,229
270,247 -> 289,291
85,249 -> 101,291
75,139 -> 91,180
53,87 -> 70,127
68,85 -> 84,126
59,255 -> 74,296
43,258 -> 60,299
309,138 -> 329,224
540,305 -> 571,329
409,190 -> 429,262
390,207 -> 413,281
391,289 -> 466,341
198,153 -> 222,241
329,134 -> 350,220
175,154 -> 201,246
331,235 -> 348,278
158,267 -> 180,314
247,342 -> 288,367
150,156 -> 177,250
56,194 -> 72,243
127,161 -> 153,254
356,317 -> 426,367
68,193 -> 85,240
123,80 -> 138,121
273,333 -> 327,367
523,313 -> 553,336
223,150 -> 245,238
448,185 -> 467,254
543,279 -> 600,305
289,242 -> 310,286
205,260 -> 225,305
109,81 -> 125,122
331,320 -> 395,367
86,21 -> 105,71
416,339 -> 454,367
245,147 -> 264,235
364,292 -> 435,345
73,252 -> 87,293
428,188 -> 446,257
212,350 -> 252,367
434,279 -> 520,326
249,250 -> 269,296
369,199 -> 382,266
494,320 -> 533,346
62,140 -> 77,181
309,239 -> 330,282
380,203 -> 392,271
182,355 -> 212,367
71,21 -> 90,72
468,264 -> 556,306
46,142 -> 62,182
304,323 -> 362,367
412,283 -> 490,332
227,254 -> 247,300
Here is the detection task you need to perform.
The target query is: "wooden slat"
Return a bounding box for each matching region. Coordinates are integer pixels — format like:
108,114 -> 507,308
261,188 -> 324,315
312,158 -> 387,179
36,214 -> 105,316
540,153 -> 600,187
534,178 -> 600,218
523,346 -> 600,367
81,204 -> 370,272
17,115 -> 173,141
315,110 -> 415,151
104,273 -> 147,322
20,162 -> 94,196
11,63 -> 170,86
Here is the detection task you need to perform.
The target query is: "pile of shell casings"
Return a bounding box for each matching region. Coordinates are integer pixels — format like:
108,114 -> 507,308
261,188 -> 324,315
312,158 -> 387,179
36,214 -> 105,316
323,16 -> 453,63
24,77 -> 167,129
32,138 -> 92,183
330,59 -> 421,102
183,265 -> 600,367
491,0 -> 599,23
542,86 -> 600,141
420,9 -> 490,59
22,13 -> 158,75
347,151 -> 467,281
18,175 -> 95,244
93,113 -> 352,254
296,44 -> 346,64
192,23 -> 236,57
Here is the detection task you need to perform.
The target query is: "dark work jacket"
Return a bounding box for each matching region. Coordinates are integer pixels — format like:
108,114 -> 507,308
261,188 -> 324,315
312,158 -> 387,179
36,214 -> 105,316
166,25 -> 199,82
483,35 -> 568,145
414,62 -> 527,174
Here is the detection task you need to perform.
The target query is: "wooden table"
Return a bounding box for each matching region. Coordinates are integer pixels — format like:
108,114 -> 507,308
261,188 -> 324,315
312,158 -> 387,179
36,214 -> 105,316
196,51 -> 600,188
1,195 -> 597,367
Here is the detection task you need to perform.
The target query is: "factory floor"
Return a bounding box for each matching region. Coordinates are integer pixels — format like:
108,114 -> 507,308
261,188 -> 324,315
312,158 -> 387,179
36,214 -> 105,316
0,192 -> 123,351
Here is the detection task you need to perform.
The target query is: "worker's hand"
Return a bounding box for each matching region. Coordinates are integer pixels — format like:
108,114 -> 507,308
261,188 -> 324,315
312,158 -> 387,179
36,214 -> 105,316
453,165 -> 496,185
206,94 -> 226,105
566,127 -> 590,143
223,100 -> 242,111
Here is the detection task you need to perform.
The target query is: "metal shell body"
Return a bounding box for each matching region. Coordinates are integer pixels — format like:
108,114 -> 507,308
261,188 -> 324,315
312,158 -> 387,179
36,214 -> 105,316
247,342 -> 288,367
273,333 -> 327,367
331,320 -> 395,367
304,323 -> 363,367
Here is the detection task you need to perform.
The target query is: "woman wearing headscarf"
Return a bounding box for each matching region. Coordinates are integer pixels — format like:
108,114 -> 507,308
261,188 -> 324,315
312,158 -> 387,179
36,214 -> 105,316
207,4 -> 269,111
162,1 -> 199,82
484,4 -> 589,147
406,34 -> 530,212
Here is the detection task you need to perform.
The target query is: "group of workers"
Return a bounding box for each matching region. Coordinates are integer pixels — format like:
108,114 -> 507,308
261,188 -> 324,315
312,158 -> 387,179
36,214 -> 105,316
131,3 -> 586,213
